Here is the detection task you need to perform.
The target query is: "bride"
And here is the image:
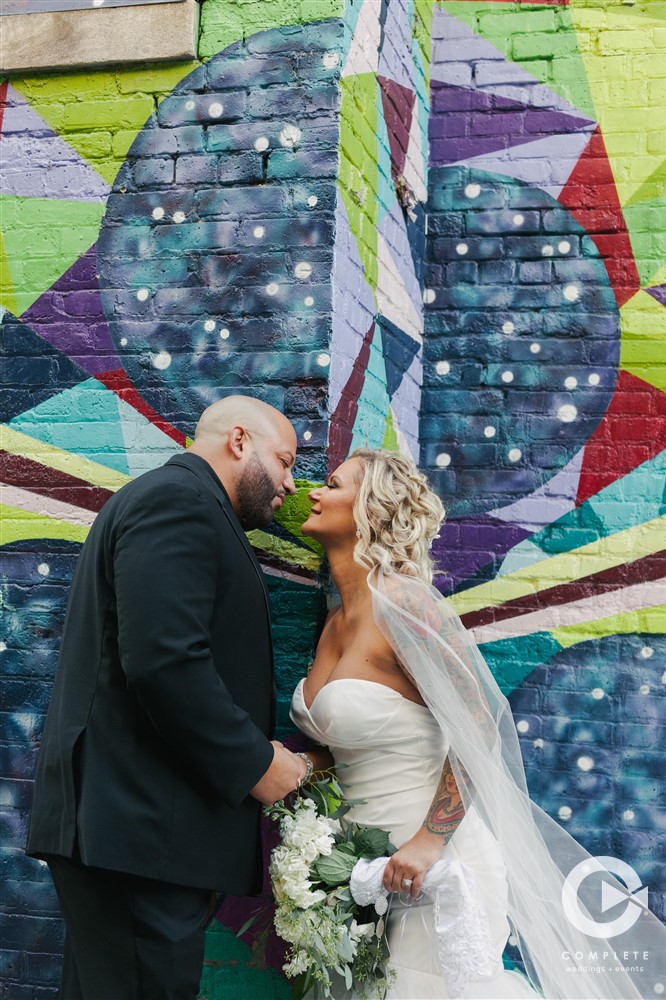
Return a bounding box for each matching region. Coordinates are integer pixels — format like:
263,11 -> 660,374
290,449 -> 665,999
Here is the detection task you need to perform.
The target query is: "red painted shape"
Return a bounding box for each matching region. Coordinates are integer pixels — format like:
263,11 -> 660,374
0,451 -> 113,512
558,127 -> 640,308
576,371 -> 666,504
0,80 -> 9,135
327,323 -> 375,472
378,77 -> 416,180
96,368 -> 187,448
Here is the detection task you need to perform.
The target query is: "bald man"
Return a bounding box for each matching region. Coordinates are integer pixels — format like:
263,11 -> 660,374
27,396 -> 310,1000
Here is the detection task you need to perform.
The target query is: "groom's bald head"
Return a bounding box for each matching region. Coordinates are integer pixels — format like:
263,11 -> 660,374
189,395 -> 297,528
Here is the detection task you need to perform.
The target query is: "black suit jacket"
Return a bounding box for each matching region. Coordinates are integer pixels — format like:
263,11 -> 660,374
27,453 -> 275,894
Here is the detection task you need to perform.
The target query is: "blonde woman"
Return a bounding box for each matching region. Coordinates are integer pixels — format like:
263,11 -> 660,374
291,449 -> 664,999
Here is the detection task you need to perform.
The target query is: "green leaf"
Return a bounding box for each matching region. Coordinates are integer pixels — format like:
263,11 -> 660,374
353,825 -> 391,859
311,848 -> 357,886
235,913 -> 259,938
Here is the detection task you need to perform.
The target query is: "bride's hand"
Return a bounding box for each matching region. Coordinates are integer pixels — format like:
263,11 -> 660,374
382,828 -> 444,898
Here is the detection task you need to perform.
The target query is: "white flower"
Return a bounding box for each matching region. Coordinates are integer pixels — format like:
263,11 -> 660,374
349,919 -> 375,944
280,799 -> 341,862
270,845 -> 326,909
284,951 -> 310,977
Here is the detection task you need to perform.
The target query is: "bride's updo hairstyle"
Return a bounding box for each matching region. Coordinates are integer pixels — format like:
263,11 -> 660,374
350,449 -> 444,585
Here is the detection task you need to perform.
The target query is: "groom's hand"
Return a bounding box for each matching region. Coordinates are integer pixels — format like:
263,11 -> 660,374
250,742 -> 307,805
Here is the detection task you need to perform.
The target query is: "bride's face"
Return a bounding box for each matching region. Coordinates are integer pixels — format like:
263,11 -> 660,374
302,458 -> 362,544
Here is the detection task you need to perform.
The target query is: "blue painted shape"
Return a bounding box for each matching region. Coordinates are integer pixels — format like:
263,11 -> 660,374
378,314 -> 421,399
1,311 -> 88,423
9,378 -> 129,475
421,166 -> 620,519
97,21 -> 343,437
509,632 -> 666,923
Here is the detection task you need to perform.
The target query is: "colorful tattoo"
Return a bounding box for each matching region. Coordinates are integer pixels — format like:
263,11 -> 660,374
423,757 -> 465,841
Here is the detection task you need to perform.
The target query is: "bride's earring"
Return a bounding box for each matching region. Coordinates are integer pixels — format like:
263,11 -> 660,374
355,529 -> 361,539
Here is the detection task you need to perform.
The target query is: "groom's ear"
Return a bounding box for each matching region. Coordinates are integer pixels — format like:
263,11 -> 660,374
228,424 -> 249,461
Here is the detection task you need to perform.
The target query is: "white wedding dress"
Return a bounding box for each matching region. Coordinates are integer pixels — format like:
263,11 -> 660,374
291,677 -> 538,999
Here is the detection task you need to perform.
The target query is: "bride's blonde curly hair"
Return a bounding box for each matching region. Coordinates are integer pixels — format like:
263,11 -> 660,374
350,449 -> 444,584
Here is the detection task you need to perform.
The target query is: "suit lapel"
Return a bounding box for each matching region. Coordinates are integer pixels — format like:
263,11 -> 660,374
165,454 -> 271,623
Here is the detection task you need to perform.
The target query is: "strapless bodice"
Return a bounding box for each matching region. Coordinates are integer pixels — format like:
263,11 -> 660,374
290,677 -> 446,846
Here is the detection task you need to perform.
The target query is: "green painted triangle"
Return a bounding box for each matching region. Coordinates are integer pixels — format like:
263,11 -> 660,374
339,74 -> 379,290
624,157 -> 666,207
1,195 -> 105,315
413,0 -> 435,86
12,63 -> 197,186
382,407 -> 399,452
441,2 -> 596,119
274,480 -> 324,555
0,231 -> 18,315
622,197 -> 666,287
9,377 -> 130,475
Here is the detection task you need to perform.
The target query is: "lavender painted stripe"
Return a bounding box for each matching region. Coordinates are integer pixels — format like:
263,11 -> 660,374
430,7 -> 596,122
444,129 -> 594,200
377,0 -> 415,91
2,484 -> 97,525
329,194 -> 377,413
429,82 -> 594,166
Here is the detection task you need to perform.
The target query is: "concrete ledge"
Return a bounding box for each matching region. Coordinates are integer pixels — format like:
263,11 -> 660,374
0,0 -> 199,74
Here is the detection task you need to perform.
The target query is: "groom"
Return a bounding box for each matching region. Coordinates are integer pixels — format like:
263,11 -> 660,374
27,395 -> 308,1000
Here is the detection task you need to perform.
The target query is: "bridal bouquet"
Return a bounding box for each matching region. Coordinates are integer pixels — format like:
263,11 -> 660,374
265,773 -> 396,999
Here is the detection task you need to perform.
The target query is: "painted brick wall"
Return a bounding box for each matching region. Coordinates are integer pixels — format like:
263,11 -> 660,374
1,1 -> 664,998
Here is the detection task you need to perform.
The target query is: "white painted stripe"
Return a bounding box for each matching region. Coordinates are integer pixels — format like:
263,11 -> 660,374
0,484 -> 97,526
472,578 -> 666,644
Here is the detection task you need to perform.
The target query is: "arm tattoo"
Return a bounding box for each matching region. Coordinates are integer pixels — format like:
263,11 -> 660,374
423,756 -> 465,842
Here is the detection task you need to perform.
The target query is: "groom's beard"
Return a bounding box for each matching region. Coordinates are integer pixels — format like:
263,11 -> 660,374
236,454 -> 280,529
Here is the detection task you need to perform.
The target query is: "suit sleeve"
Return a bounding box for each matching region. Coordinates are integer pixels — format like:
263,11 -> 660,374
113,478 -> 274,806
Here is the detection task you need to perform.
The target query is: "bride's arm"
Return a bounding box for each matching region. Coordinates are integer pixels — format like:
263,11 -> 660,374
382,756 -> 465,898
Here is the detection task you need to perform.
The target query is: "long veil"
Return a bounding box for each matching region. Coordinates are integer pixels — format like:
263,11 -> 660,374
369,566 -> 665,1000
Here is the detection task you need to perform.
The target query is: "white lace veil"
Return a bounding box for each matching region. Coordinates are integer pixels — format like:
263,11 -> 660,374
369,566 -> 666,1000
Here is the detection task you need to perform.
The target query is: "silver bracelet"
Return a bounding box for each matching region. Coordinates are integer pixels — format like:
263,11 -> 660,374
295,751 -> 314,785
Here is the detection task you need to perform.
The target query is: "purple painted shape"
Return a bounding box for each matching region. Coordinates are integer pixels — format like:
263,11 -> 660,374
429,82 -> 594,166
646,284 -> 666,307
445,129 -> 594,199
330,195 -> 377,413
378,76 -> 415,180
1,84 -> 110,201
377,197 -> 422,321
377,0 -> 416,92
432,515 -> 533,594
20,246 -> 121,376
489,448 -> 584,531
430,7 -> 595,121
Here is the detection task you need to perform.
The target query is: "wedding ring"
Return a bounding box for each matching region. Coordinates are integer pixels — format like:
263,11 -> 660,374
400,877 -> 413,887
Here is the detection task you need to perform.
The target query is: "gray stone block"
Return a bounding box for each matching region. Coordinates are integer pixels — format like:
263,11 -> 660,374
0,0 -> 198,74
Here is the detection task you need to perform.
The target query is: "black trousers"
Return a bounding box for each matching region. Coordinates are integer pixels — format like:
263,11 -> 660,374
47,855 -> 218,1000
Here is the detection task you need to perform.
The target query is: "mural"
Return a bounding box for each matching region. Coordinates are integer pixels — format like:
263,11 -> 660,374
1,0 -> 665,996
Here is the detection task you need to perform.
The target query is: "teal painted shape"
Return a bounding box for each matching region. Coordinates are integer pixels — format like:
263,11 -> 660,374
9,377 -> 130,475
498,539 -> 548,578
479,631 -> 564,696
342,0 -> 364,57
376,83 -> 397,223
350,322 -> 391,452
498,449 -> 666,574
116,395 -> 182,479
